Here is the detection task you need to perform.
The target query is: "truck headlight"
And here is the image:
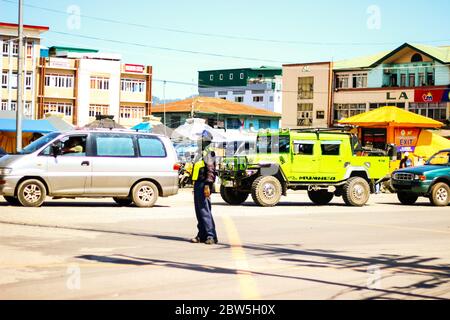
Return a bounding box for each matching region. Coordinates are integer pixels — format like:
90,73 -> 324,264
0,168 -> 12,175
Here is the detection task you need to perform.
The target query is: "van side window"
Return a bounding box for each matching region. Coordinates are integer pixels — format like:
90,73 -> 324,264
293,141 -> 314,155
321,142 -> 341,156
138,137 -> 166,157
96,136 -> 136,157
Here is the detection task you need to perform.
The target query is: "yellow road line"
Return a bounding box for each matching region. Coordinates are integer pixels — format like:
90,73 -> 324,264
221,214 -> 260,300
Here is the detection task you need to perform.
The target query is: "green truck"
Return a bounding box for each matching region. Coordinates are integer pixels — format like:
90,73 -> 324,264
391,149 -> 450,206
218,128 -> 390,207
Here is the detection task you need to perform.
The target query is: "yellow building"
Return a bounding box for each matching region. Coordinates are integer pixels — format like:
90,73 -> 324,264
1,22 -> 48,119
36,47 -> 152,127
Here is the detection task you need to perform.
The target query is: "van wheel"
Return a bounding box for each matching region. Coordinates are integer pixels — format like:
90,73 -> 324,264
397,192 -> 419,205
430,182 -> 449,207
308,190 -> 334,205
342,177 -> 370,207
220,186 -> 249,205
113,197 -> 133,206
3,196 -> 20,206
17,179 -> 47,207
251,176 -> 282,207
131,181 -> 159,208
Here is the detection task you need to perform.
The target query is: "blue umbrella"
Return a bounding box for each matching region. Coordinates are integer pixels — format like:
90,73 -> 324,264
131,122 -> 152,132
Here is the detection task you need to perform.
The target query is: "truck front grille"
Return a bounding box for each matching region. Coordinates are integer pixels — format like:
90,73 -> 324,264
393,173 -> 414,181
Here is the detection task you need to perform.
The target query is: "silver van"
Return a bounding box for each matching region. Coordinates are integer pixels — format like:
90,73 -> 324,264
0,130 -> 179,207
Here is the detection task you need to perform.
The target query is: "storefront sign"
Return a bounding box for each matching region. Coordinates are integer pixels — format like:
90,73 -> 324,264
49,58 -> 71,68
414,89 -> 445,103
442,89 -> 450,103
386,91 -> 409,101
395,128 -> 420,148
124,64 -> 145,73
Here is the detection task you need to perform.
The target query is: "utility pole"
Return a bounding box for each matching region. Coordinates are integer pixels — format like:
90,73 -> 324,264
163,80 -> 167,136
16,0 -> 24,152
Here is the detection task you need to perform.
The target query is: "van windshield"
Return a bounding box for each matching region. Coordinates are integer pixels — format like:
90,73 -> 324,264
18,132 -> 60,155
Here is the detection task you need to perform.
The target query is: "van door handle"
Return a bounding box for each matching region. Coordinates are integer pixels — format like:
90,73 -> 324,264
81,161 -> 90,166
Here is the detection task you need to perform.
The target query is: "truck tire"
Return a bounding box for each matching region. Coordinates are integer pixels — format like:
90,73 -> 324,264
397,192 -> 419,205
251,176 -> 282,207
131,181 -> 159,208
429,182 -> 449,207
3,196 -> 20,206
113,197 -> 133,206
220,186 -> 249,205
308,190 -> 334,205
17,179 -> 47,207
342,177 -> 370,207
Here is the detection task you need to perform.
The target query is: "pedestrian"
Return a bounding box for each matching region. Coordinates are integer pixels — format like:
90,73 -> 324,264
399,152 -> 413,169
415,155 -> 425,167
191,130 -> 218,245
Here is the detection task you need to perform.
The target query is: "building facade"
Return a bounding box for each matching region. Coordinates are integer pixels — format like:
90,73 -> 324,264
1,22 -> 49,119
198,66 -> 282,113
282,43 -> 450,129
36,46 -> 153,127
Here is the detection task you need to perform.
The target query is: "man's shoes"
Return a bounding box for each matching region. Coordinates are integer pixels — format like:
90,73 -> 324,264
191,237 -> 202,243
205,237 -> 218,245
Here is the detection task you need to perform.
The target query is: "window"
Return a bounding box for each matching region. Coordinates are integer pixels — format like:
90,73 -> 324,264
370,102 -> 405,110
352,73 -> 368,88
219,74 -> 224,80
336,74 -> 349,89
24,102 -> 32,116
120,106 -> 145,119
333,104 -> 366,121
210,75 -> 214,81
43,102 -> 73,116
1,71 -> 8,88
89,105 -> 109,117
259,119 -> 271,129
25,73 -> 32,90
409,73 -> 416,87
229,73 -> 233,80
400,74 -> 406,87
226,119 -> 242,129
59,135 -> 87,157
409,103 -> 447,121
95,135 -> 136,157
235,96 -> 244,103
120,79 -> 146,93
418,73 -> 426,86
427,72 -> 434,86
297,103 -> 313,126
44,74 -> 74,88
411,53 -> 423,63
253,96 -> 264,102
26,42 -> 33,58
240,73 -> 244,79
10,72 -> 17,89
90,76 -> 110,90
2,41 -> 9,56
298,77 -> 314,99
321,142 -> 341,156
269,96 -> 274,102
293,141 -> 314,155
12,42 -> 18,56
218,91 -> 228,95
257,135 -> 290,154
316,110 -> 325,119
1,100 -> 8,111
138,137 -> 166,157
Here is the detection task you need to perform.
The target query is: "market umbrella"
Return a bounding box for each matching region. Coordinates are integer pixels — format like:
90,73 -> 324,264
338,106 -> 444,128
171,118 -> 226,142
414,130 -> 450,159
131,121 -> 174,137
83,115 -> 124,130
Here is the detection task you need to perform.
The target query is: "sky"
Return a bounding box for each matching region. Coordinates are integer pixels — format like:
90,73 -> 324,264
1,0 -> 450,99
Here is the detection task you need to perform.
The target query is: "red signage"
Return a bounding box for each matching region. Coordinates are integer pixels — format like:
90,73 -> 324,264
414,89 -> 445,103
124,64 -> 145,73
395,128 -> 420,148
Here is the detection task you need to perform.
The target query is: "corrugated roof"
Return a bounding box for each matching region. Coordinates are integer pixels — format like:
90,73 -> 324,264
152,97 -> 281,118
333,50 -> 391,70
49,46 -> 99,53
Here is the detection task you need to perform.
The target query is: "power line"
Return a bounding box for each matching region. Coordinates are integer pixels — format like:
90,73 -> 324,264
2,0 -> 450,47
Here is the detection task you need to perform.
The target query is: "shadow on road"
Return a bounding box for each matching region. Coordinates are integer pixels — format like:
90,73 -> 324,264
0,201 -> 169,208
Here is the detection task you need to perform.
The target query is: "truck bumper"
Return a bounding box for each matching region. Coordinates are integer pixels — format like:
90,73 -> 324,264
0,175 -> 21,197
391,180 -> 431,194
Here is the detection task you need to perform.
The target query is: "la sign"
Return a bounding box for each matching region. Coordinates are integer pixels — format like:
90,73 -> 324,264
386,91 -> 409,101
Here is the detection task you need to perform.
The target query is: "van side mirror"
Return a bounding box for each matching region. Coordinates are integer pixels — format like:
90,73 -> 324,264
51,145 -> 61,157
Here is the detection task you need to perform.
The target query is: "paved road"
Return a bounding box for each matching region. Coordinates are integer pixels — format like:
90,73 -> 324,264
0,190 -> 449,300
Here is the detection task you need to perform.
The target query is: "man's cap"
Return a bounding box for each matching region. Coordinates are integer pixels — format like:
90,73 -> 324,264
201,130 -> 213,141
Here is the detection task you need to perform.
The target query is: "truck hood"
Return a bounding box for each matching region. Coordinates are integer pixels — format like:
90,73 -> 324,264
395,165 -> 448,175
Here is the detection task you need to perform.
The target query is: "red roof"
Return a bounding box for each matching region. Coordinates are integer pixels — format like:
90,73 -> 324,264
152,97 -> 281,118
0,22 -> 49,31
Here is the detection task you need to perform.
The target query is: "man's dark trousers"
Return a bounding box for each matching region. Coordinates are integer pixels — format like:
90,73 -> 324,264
194,180 -> 217,241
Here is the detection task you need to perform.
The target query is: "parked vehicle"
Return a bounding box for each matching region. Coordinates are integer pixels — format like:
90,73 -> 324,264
0,130 -> 179,207
219,128 -> 391,207
391,149 -> 450,206
0,147 -> 6,158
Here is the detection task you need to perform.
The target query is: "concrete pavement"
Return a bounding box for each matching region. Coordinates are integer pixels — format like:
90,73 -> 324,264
0,190 -> 449,300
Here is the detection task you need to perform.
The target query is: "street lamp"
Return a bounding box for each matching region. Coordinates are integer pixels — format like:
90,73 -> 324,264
16,0 -> 24,152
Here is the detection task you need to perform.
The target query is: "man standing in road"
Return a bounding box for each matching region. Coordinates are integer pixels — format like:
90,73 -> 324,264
191,130 -> 218,245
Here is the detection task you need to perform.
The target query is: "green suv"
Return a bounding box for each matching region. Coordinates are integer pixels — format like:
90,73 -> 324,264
391,149 -> 450,206
219,128 -> 390,207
